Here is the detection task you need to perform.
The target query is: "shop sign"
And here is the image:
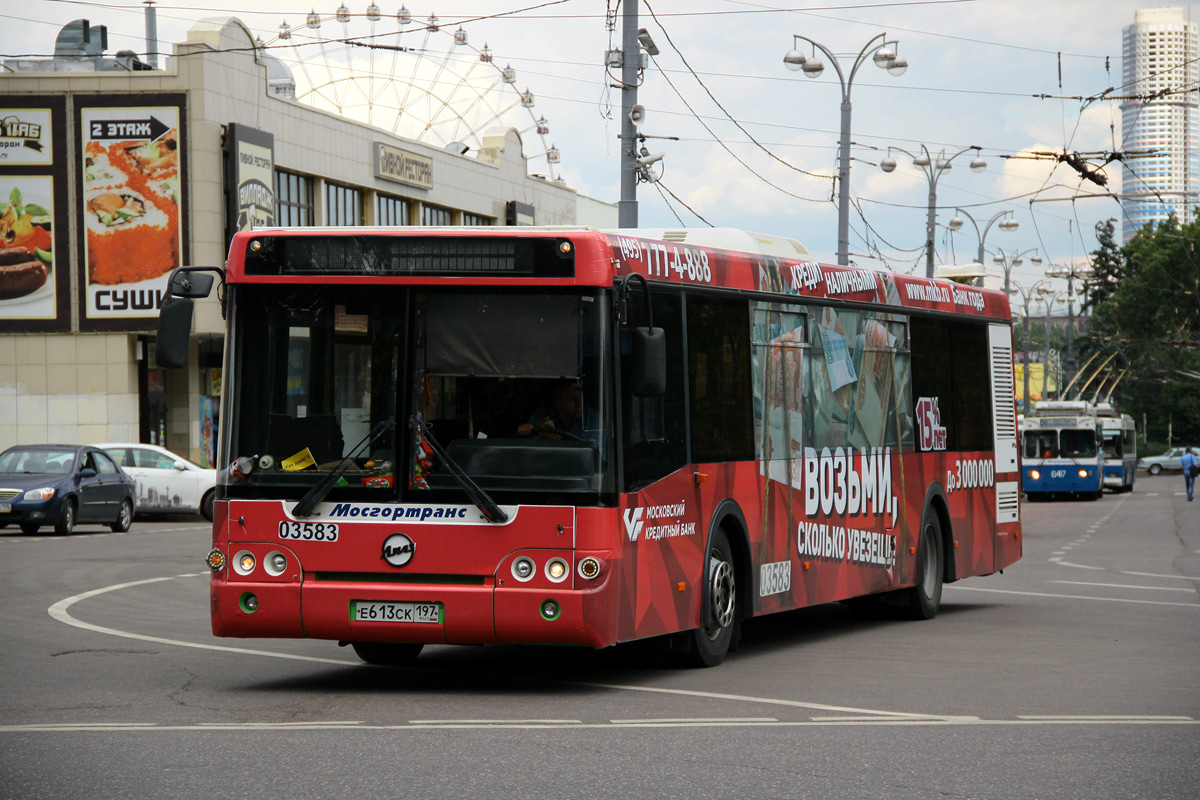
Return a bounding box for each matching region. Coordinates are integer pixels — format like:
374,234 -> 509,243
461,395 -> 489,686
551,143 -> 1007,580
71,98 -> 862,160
375,142 -> 432,189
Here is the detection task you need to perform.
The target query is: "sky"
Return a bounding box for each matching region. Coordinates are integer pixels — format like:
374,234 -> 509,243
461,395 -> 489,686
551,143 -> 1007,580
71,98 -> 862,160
0,0 -> 1187,307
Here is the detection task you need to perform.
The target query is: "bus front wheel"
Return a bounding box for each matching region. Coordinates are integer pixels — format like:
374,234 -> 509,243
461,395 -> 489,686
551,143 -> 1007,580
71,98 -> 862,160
350,642 -> 423,665
674,528 -> 739,668
904,512 -> 944,620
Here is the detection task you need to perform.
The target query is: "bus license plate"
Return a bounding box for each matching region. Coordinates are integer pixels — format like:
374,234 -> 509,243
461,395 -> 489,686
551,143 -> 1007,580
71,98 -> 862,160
352,601 -> 441,624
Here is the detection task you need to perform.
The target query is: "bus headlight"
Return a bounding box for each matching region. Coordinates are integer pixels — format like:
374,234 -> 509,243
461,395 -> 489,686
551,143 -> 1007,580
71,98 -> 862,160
233,550 -> 256,576
545,558 -> 569,583
1029,470 -> 1041,480
264,551 -> 288,576
1078,469 -> 1089,478
511,557 -> 536,582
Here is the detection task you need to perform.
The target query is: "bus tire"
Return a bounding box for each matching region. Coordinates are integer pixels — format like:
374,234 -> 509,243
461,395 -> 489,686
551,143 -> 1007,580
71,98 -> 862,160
676,528 -> 739,668
350,642 -> 423,665
904,511 -> 944,620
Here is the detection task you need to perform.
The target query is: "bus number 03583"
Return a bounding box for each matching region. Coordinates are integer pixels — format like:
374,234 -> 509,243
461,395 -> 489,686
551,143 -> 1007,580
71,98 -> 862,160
278,522 -> 340,542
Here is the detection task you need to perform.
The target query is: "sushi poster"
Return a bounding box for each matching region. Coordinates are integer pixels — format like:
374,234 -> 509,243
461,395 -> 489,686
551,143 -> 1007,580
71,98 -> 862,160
0,97 -> 68,332
77,96 -> 187,328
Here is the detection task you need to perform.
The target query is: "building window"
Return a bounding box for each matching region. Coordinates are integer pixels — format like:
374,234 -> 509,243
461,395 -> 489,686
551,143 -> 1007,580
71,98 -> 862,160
461,212 -> 493,227
275,170 -> 314,226
376,194 -> 410,226
422,204 -> 453,226
326,182 -> 364,226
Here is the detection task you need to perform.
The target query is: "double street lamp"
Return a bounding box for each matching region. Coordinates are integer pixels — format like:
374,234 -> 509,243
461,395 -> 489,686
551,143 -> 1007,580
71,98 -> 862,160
1044,262 -> 1093,377
992,246 -> 1042,301
783,33 -> 907,266
880,145 -> 988,279
1008,280 -> 1056,411
948,208 -> 1018,270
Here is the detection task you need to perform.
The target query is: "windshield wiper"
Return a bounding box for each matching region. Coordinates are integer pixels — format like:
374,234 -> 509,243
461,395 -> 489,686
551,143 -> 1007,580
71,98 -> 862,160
292,418 -> 396,517
410,415 -> 509,524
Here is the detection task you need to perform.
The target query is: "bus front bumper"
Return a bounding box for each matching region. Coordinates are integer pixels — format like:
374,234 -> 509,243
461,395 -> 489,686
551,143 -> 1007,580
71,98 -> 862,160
210,571 -> 615,650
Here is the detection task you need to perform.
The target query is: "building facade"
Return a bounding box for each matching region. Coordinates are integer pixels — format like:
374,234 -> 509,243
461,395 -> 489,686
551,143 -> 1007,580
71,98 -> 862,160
1120,6 -> 1199,242
0,17 -> 611,464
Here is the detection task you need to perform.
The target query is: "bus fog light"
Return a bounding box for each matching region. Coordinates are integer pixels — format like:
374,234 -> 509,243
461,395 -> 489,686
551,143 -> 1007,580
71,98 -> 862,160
545,558 -> 569,583
540,600 -> 560,620
240,593 -> 259,613
578,557 -> 601,580
233,550 -> 256,576
512,557 -> 535,582
265,551 -> 287,576
206,549 -> 226,571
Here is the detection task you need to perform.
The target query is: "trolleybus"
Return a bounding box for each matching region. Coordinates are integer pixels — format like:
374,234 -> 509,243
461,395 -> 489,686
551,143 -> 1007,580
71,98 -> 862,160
158,226 -> 1023,667
1021,400 -> 1106,500
1096,403 -> 1136,492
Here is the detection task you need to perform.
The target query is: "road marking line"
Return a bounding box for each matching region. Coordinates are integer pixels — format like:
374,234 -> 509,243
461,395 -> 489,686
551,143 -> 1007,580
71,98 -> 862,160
610,717 -> 777,724
1053,560 -> 1106,570
948,585 -> 1200,607
47,574 -> 358,667
1051,581 -> 1195,593
1017,715 -> 1194,721
409,719 -> 581,725
2,718 -> 1197,733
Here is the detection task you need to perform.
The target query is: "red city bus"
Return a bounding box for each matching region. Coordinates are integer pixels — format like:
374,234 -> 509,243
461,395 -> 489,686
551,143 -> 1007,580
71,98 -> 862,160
158,226 -> 1021,667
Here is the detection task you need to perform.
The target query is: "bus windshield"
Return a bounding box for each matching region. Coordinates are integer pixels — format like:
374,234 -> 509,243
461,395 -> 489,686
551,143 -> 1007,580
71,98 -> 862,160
222,284 -> 613,504
1023,430 -> 1058,459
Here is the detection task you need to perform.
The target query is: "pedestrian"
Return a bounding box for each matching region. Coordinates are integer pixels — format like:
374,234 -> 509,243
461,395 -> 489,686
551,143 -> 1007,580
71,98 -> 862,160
1182,446 -> 1199,502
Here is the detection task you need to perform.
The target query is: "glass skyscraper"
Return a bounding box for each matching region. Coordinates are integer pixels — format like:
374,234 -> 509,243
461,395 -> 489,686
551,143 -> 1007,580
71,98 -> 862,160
1120,7 -> 1198,242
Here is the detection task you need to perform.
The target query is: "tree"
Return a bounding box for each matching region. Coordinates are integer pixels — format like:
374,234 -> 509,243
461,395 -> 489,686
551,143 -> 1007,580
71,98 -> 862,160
1080,213 -> 1200,442
1083,218 -> 1122,311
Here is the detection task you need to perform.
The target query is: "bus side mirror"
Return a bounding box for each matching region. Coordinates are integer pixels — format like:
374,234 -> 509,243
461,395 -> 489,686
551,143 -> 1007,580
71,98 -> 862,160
631,326 -> 666,397
156,296 -> 194,369
155,266 -> 224,369
618,272 -> 666,397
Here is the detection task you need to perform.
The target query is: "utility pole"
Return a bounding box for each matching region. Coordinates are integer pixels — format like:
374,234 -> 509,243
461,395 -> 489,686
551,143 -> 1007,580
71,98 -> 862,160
618,0 -> 640,228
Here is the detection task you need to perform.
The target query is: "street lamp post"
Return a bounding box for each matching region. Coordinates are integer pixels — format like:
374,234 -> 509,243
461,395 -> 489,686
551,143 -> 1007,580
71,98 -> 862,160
1008,280 -> 1050,413
880,145 -> 988,279
1036,288 -> 1064,401
948,208 -> 1018,268
1044,262 -> 1093,378
992,247 -> 1043,302
784,34 -> 907,266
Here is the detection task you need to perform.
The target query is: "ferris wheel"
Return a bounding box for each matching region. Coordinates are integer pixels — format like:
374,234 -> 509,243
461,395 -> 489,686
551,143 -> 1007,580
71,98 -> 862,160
268,4 -> 562,180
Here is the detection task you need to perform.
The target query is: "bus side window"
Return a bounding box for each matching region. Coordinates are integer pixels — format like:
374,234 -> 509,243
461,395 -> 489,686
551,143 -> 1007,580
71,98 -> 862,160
621,290 -> 686,491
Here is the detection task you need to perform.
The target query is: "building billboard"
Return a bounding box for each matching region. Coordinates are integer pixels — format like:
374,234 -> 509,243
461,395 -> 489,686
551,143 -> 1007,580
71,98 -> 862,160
225,124 -> 274,244
0,97 -> 69,332
76,94 -> 187,330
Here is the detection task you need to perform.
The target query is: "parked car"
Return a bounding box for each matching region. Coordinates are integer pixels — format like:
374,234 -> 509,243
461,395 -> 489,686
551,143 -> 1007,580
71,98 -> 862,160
98,443 -> 217,521
0,444 -> 135,535
1138,447 -> 1198,475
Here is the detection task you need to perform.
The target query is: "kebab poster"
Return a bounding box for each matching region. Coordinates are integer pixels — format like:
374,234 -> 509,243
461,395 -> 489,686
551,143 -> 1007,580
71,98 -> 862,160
0,100 -> 67,330
78,99 -> 186,327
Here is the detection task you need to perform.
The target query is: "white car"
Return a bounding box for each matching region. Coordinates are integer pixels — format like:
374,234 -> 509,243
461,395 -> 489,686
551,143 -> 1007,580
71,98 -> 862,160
1138,447 -> 1198,475
97,443 -> 216,520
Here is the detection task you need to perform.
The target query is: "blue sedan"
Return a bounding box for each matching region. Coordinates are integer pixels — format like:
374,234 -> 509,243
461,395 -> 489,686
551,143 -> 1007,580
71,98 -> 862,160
0,445 -> 136,535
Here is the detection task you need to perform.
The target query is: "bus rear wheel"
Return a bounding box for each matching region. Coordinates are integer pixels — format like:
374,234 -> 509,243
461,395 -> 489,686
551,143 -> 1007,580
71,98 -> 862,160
904,512 -> 944,620
350,642 -> 423,665
674,528 -> 739,668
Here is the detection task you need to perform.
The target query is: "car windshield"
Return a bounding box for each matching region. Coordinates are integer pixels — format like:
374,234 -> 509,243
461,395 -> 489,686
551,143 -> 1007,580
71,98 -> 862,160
0,448 -> 77,474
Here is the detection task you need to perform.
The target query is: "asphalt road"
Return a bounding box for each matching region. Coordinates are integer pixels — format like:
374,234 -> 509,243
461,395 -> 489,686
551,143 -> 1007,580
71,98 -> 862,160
1,477 -> 1197,800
